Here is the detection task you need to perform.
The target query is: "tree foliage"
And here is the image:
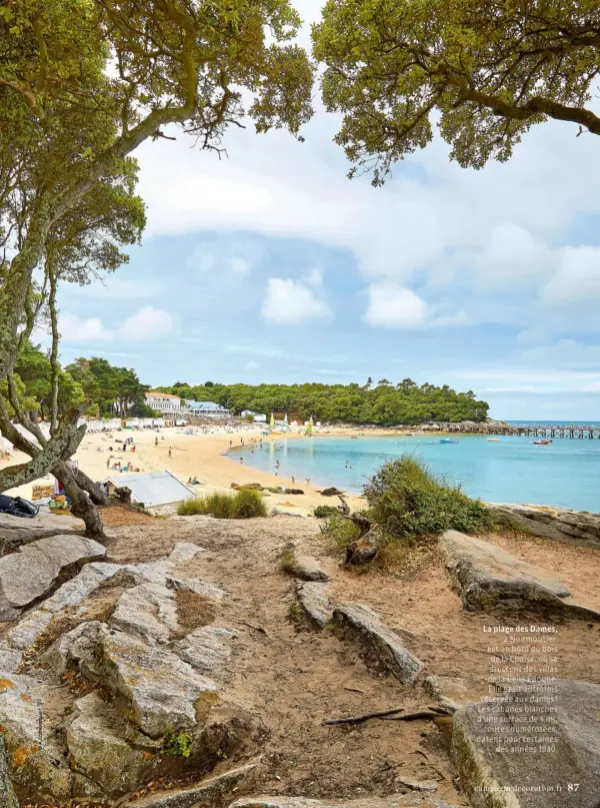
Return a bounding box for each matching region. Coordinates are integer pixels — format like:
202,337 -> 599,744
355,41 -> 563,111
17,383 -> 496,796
313,0 -> 600,182
159,378 -> 489,424
65,357 -> 151,418
0,0 -> 314,381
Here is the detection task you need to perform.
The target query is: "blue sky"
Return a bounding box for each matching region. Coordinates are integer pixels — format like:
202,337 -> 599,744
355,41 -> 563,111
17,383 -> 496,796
49,3 -> 600,421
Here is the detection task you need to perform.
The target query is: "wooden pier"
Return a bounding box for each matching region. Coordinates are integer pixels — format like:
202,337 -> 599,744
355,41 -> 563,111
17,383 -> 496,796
443,423 -> 600,439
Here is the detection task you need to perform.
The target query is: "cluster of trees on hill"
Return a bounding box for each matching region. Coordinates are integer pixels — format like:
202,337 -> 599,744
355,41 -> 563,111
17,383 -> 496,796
65,358 -> 153,418
13,347 -> 489,425
160,378 -> 489,425
8,347 -> 153,423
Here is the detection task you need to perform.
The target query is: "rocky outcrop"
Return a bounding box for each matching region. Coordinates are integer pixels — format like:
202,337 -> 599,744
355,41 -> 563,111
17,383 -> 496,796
286,555 -> 328,582
82,625 -> 219,738
452,679 -> 600,808
333,604 -> 423,684
231,796 -> 460,808
440,530 -> 600,619
42,620 -> 104,675
0,534 -> 106,621
175,626 -> 237,673
125,761 -> 261,807
65,693 -> 157,796
111,582 -> 179,644
295,582 -> 333,629
0,562 -> 124,671
422,676 -> 491,714
0,672 -> 73,802
0,511 -> 84,547
487,502 -> 600,547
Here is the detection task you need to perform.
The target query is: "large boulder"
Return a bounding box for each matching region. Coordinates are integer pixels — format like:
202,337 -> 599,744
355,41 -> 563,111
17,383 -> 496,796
175,626 -> 237,674
124,761 -> 260,807
0,511 -> 84,547
283,545 -> 329,582
65,692 -> 157,797
81,625 -> 219,738
452,679 -> 600,808
110,582 -> 179,644
0,672 -> 72,802
0,562 -> 123,671
333,603 -> 423,684
440,530 -> 600,619
295,581 -> 333,630
487,503 -> 600,547
0,534 -> 106,621
42,620 -> 105,676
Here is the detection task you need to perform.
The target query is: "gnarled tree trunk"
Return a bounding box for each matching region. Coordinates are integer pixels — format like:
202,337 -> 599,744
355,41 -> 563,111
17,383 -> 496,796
338,495 -> 380,565
53,460 -> 105,539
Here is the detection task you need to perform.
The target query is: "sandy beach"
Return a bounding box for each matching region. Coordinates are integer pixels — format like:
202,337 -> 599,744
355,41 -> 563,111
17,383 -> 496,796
3,423 -> 375,515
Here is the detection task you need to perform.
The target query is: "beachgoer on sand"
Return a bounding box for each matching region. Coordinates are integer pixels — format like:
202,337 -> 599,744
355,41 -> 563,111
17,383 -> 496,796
168,447 -> 172,458
240,457 -> 244,464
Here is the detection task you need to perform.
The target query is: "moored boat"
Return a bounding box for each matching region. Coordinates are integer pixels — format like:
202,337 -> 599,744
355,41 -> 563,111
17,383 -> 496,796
533,439 -> 552,445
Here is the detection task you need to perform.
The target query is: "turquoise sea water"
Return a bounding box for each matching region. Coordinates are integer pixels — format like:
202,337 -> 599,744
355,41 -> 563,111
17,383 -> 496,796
233,432 -> 600,511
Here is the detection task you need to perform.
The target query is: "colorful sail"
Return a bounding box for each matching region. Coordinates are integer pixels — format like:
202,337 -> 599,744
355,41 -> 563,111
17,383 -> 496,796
270,411 -> 275,429
305,416 -> 313,436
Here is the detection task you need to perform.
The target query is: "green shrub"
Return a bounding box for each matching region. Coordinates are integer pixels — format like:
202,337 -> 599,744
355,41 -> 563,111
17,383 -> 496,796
177,489 -> 267,519
363,455 -> 491,539
164,730 -> 193,758
313,504 -> 339,518
320,512 -> 361,548
233,488 -> 268,518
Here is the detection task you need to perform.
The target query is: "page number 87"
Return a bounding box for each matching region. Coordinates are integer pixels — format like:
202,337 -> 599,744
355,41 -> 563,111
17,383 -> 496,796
568,784 -> 580,792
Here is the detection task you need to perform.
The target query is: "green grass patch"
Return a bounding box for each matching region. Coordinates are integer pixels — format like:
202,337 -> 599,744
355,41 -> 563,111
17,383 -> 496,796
363,455 -> 491,539
313,504 -> 339,519
177,489 -> 267,518
320,512 -> 361,549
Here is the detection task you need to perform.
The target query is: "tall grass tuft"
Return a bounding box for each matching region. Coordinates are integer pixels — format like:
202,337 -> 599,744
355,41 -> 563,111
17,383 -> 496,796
363,455 -> 491,539
177,489 -> 267,519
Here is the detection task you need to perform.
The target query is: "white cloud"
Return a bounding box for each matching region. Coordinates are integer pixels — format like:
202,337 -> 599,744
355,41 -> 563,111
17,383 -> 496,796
261,278 -> 331,324
121,307 -> 173,340
521,339 -> 600,370
302,267 -> 323,287
364,284 -> 429,328
363,284 -> 467,329
472,223 -> 551,286
517,327 -> 551,346
188,244 -> 256,277
483,386 -> 538,393
225,343 -> 288,358
60,314 -> 112,342
541,246 -> 600,306
245,360 -> 259,371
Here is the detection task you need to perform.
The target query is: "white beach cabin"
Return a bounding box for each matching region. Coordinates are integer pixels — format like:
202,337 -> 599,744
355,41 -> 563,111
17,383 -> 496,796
102,470 -> 194,515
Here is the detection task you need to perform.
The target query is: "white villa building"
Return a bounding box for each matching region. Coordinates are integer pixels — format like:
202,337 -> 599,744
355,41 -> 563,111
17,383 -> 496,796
145,391 -> 183,414
185,400 -> 231,419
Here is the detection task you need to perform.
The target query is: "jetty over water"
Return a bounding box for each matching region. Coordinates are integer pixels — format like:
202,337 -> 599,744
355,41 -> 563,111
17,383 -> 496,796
444,423 -> 600,439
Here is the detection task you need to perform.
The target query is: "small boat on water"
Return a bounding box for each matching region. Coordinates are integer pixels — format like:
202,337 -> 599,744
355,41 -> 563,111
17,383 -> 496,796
533,439 -> 552,445
440,438 -> 459,444
488,438 -> 500,442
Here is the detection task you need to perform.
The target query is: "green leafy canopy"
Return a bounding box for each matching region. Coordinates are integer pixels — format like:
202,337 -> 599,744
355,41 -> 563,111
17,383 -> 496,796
313,0 -> 600,182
